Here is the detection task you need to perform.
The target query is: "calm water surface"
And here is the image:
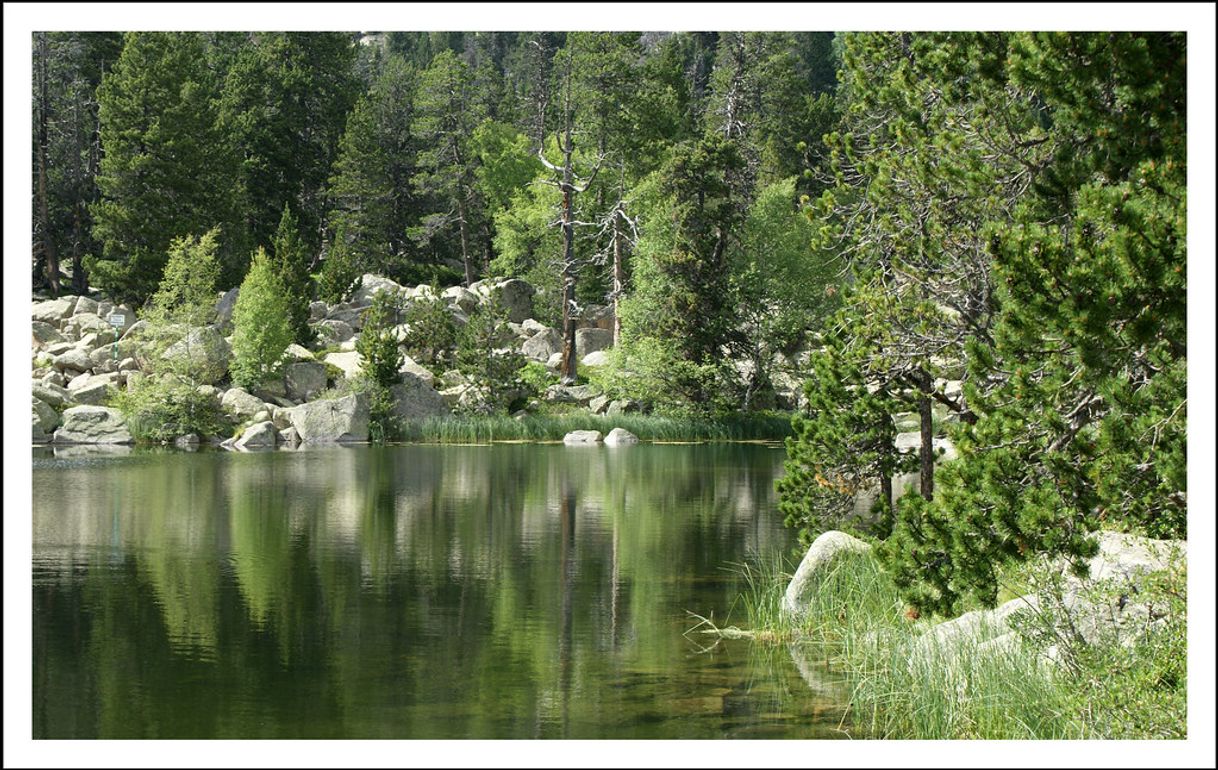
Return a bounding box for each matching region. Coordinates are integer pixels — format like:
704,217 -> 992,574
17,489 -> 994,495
32,443 -> 849,738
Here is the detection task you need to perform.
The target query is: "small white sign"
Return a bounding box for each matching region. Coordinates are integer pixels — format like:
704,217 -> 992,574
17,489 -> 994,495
107,313 -> 126,327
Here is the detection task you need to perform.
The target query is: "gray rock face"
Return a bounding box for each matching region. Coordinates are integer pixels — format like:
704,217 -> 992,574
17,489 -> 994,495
544,384 -> 600,405
221,387 -> 268,422
32,397 -> 59,443
32,297 -> 78,325
581,350 -> 610,367
494,279 -> 536,323
70,380 -> 114,406
70,312 -> 112,337
283,343 -> 315,362
390,374 -> 449,421
520,318 -> 549,336
162,326 -> 230,385
605,399 -> 640,416
522,328 -> 563,362
588,394 -> 611,414
603,427 -> 639,446
575,327 -> 613,359
33,382 -> 71,408
52,405 -> 133,444
235,420 -> 278,450
323,350 -> 363,380
398,354 -> 435,388
315,319 -> 356,345
284,361 -> 328,402
279,426 -> 301,447
31,321 -> 66,348
351,274 -> 404,306
213,287 -> 240,330
563,430 -> 602,445
442,285 -> 480,313
74,296 -> 99,316
52,347 -> 93,373
285,393 -> 369,443
174,434 -> 201,450
577,303 -> 615,331
782,531 -> 874,617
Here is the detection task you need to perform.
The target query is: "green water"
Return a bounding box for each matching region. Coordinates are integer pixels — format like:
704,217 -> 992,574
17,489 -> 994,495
32,443 -> 848,739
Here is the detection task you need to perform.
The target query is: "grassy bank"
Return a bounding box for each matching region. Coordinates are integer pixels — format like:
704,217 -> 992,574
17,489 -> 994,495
395,412 -> 793,443
727,548 -> 1187,739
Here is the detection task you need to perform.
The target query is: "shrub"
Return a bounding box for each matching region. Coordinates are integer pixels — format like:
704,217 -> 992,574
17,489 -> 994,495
111,376 -> 227,443
356,290 -> 404,389
399,285 -> 457,367
231,247 -> 293,388
316,221 -> 361,304
454,290 -> 526,414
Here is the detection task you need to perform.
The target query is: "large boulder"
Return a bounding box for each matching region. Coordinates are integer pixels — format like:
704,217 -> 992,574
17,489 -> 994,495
575,327 -> 613,358
323,350 -> 363,380
577,304 -> 615,331
32,297 -> 78,326
442,285 -> 480,313
73,296 -> 99,316
51,347 -> 92,374
390,374 -> 449,421
544,383 -> 600,406
32,397 -> 60,443
220,387 -> 269,422
213,287 -> 240,330
351,274 -> 404,306
782,531 -> 874,617
493,279 -> 535,323
285,393 -> 369,443
563,430 -> 602,445
603,427 -> 639,446
33,382 -> 70,408
234,420 -> 278,450
284,361 -> 329,402
315,319 -> 356,345
399,354 -> 435,388
522,328 -> 563,362
52,405 -> 133,444
31,321 -> 66,349
581,350 -> 611,368
161,326 -> 230,385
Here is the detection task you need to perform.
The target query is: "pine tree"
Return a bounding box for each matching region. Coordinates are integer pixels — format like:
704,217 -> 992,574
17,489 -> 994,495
89,32 -> 243,304
327,54 -> 423,282
410,49 -> 489,286
270,205 -> 314,344
220,32 -> 359,258
231,247 -> 293,389
316,222 -> 361,305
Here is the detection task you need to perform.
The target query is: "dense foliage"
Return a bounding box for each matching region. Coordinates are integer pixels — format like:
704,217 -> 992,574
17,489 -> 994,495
779,32 -> 1187,615
230,247 -> 293,389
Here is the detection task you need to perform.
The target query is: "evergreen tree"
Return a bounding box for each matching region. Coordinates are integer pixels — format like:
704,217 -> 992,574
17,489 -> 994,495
316,222 -> 361,304
220,32 -> 359,257
882,32 -> 1187,615
270,205 -> 314,344
90,32 -> 243,304
454,291 -> 527,414
410,49 -> 489,286
231,247 -> 293,389
355,290 -> 404,389
327,54 -> 423,283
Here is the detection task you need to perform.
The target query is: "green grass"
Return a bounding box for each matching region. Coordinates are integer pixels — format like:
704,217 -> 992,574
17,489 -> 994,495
726,546 -> 1188,739
394,412 -> 793,443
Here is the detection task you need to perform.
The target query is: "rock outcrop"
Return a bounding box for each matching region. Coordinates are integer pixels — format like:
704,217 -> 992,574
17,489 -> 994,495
52,405 -> 133,444
285,393 -> 369,443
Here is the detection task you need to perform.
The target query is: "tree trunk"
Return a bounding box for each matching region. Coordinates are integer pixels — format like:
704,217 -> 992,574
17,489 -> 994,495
612,213 -> 624,347
457,195 -> 473,287
917,369 -> 935,501
560,179 -> 578,384
35,34 -> 60,297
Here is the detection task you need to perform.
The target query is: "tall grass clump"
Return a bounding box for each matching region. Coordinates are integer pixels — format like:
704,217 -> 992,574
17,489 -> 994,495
396,412 -> 793,443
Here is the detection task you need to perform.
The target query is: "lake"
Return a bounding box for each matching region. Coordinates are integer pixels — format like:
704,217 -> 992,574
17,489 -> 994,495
32,443 -> 849,739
